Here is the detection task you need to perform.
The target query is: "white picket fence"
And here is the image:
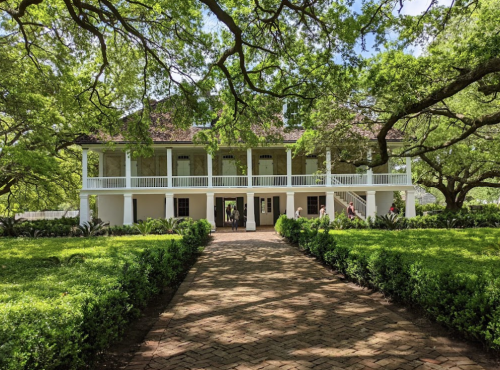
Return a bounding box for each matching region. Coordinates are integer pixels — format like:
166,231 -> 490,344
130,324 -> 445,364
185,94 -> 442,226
15,210 -> 81,221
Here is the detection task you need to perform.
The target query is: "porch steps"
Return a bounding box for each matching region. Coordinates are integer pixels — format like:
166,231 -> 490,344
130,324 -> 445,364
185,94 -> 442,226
334,191 -> 367,220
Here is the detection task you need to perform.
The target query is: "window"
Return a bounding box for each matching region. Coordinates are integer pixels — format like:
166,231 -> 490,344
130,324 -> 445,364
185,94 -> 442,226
307,196 -> 319,215
178,198 -> 189,217
261,198 -> 266,213
267,198 -> 272,213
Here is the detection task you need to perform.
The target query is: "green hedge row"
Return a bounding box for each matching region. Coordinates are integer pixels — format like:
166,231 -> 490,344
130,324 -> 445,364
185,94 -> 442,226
0,219 -> 211,370
275,215 -> 500,350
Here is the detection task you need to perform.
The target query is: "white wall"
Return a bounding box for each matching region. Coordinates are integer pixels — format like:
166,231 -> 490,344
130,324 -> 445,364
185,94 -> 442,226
135,194 -> 164,221
98,195 -> 124,226
176,194 -> 207,220
294,192 -> 326,219
376,191 -> 394,216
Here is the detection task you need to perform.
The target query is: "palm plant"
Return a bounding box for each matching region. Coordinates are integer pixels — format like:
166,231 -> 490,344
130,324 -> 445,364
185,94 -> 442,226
0,216 -> 25,237
134,220 -> 154,236
158,217 -> 180,234
78,220 -> 109,237
376,214 -> 402,230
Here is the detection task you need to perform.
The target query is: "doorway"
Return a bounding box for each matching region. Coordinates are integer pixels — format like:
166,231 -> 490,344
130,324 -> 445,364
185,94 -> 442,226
215,196 -> 244,228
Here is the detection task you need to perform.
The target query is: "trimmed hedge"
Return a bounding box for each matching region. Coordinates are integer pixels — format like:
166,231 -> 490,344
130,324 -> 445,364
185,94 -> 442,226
0,219 -> 211,370
275,215 -> 500,350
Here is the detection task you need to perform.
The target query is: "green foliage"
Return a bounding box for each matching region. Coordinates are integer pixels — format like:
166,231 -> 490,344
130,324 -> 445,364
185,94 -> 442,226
0,219 -> 210,369
374,214 -> 405,230
78,220 -> 109,237
276,222 -> 500,350
134,219 -> 154,236
0,216 -> 24,237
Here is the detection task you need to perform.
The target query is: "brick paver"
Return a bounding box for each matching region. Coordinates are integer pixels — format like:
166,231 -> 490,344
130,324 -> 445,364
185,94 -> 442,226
126,230 -> 484,370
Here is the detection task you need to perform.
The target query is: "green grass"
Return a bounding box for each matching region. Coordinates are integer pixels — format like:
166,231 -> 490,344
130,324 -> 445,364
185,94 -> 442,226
330,228 -> 500,276
0,235 -> 181,304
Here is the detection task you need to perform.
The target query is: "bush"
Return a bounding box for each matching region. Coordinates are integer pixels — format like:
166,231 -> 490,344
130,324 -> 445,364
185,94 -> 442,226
0,219 -> 211,370
276,222 -> 500,350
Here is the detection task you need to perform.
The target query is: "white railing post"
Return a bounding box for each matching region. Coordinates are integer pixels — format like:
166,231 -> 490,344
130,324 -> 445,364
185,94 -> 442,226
367,148 -> 373,185
167,148 -> 173,188
326,191 -> 335,220
82,148 -> 88,190
207,153 -> 213,188
79,194 -> 89,226
326,148 -> 332,186
287,149 -> 292,187
246,192 -> 256,231
406,157 -> 412,185
125,150 -> 131,188
165,193 -> 175,219
286,191 -> 295,218
98,151 -> 103,177
206,192 -> 215,230
405,190 -> 416,218
366,190 -> 376,219
123,193 -> 133,225
247,148 -> 252,188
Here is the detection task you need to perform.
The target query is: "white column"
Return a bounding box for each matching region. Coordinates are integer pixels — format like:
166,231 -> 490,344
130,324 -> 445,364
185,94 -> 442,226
165,193 -> 174,219
367,148 -> 373,185
125,150 -> 131,188
98,152 -> 104,177
206,192 -> 215,230
167,148 -> 173,188
326,148 -> 332,186
79,194 -> 89,226
366,190 -> 376,219
326,191 -> 335,220
286,191 -> 295,218
123,193 -> 133,225
405,190 -> 416,218
82,148 -> 88,190
207,153 -> 213,188
246,192 -> 256,231
406,157 -> 412,185
287,149 -> 292,187
247,148 -> 252,188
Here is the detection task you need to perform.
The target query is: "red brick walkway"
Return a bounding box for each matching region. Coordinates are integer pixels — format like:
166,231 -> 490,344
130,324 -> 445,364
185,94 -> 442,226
126,231 -> 484,370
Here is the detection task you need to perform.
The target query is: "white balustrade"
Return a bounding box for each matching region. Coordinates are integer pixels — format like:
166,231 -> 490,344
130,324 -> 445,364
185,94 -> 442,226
173,176 -> 208,188
291,174 -> 326,186
252,175 -> 287,187
212,176 -> 248,187
132,177 -> 169,188
87,177 -> 126,189
331,174 -> 368,185
336,191 -> 367,217
372,173 -> 409,185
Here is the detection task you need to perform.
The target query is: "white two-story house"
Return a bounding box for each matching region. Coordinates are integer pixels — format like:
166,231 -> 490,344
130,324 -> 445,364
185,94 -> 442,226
77,109 -> 416,231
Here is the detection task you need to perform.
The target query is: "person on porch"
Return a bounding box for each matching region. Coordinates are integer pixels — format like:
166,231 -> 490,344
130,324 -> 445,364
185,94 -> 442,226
231,206 -> 240,231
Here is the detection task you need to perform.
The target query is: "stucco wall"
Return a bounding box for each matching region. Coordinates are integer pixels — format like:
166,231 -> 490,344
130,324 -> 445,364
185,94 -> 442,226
376,191 -> 394,216
135,194 -> 165,221
176,194 -> 207,220
98,195 -> 123,226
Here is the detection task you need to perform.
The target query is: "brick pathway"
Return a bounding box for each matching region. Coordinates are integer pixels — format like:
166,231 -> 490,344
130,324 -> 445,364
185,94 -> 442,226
126,231 -> 484,370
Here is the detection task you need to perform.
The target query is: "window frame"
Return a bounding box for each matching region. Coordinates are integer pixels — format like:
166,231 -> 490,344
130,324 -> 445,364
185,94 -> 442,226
177,198 -> 190,217
307,196 -> 319,215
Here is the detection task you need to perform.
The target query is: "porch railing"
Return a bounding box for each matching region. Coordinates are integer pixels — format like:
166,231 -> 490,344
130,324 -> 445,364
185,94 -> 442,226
173,176 -> 208,188
212,176 -> 248,187
132,176 -> 169,188
252,175 -> 287,187
85,173 -> 411,189
291,174 -> 326,186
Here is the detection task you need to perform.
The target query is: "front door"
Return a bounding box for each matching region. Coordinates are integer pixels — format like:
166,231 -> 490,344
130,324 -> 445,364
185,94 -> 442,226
215,197 -> 224,227
258,158 -> 273,186
222,157 -> 237,186
273,196 -> 280,225
305,158 -> 318,185
254,196 -> 260,227
237,197 -> 244,227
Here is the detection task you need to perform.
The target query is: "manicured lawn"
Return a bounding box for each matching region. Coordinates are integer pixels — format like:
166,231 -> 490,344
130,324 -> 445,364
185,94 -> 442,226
330,228 -> 500,276
0,235 -> 184,369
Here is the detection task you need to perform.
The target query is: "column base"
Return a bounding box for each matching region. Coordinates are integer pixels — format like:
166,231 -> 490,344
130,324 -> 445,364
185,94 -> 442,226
246,221 -> 256,232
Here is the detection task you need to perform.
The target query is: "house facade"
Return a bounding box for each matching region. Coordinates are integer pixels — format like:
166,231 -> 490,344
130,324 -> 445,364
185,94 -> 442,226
78,127 -> 416,230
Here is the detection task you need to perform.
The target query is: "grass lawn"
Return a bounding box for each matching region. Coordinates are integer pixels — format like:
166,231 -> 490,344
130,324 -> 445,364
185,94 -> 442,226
0,235 -> 183,369
0,235 -> 182,304
330,228 -> 500,276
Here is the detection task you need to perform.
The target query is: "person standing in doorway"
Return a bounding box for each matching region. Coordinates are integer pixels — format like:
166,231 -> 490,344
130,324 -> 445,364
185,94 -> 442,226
319,205 -> 326,218
226,204 -> 232,223
231,206 -> 240,231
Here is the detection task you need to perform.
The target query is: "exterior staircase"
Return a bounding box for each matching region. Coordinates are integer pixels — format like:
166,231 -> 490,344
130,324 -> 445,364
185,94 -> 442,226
334,191 -> 367,220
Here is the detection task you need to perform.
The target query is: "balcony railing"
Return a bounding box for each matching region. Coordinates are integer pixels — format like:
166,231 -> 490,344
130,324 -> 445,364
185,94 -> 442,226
85,173 -> 411,189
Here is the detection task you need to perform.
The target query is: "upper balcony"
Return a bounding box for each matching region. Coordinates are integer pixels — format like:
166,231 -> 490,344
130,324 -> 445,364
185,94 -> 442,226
81,147 -> 413,191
